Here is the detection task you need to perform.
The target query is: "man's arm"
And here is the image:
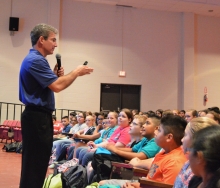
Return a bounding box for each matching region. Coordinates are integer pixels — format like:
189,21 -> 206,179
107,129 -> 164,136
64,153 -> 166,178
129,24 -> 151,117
49,65 -> 93,93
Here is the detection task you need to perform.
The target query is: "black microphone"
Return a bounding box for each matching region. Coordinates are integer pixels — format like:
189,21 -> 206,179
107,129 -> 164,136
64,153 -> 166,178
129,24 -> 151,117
56,54 -> 61,76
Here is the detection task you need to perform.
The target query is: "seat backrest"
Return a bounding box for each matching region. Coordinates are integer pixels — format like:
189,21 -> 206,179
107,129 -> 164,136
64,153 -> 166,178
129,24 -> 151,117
7,120 -> 14,127
2,120 -> 9,125
11,120 -> 18,127
139,177 -> 173,188
16,121 -> 21,127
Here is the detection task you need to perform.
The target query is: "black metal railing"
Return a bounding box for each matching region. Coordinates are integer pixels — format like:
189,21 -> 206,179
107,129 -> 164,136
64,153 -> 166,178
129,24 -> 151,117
0,102 -> 83,124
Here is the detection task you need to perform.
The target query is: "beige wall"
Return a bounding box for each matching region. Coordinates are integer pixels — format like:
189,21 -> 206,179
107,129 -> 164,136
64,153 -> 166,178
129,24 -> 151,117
0,0 -> 220,114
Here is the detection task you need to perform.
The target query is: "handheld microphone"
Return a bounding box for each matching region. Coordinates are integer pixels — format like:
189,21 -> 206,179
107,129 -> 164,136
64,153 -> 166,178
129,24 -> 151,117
56,53 -> 61,70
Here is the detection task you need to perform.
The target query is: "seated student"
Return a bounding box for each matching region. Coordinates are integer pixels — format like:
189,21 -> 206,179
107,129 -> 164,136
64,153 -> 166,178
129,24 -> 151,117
185,109 -> 198,123
198,109 -> 208,117
99,115 -> 161,186
106,115 -> 187,188
179,110 -> 186,119
188,125 -> 220,188
89,108 -> 132,150
173,117 -> 218,188
105,115 -> 161,160
206,111 -> 220,124
90,109 -> 132,181
71,115 -> 96,158
52,115 -> 63,134
66,113 -> 105,159
53,116 -> 72,140
49,112 -> 87,168
75,112 -> 118,166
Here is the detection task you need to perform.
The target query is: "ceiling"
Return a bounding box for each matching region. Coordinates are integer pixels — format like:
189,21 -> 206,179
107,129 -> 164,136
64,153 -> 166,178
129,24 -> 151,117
73,0 -> 220,17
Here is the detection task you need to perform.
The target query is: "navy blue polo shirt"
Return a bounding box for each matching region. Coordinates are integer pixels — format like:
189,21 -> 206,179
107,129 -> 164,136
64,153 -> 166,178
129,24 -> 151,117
19,49 -> 58,111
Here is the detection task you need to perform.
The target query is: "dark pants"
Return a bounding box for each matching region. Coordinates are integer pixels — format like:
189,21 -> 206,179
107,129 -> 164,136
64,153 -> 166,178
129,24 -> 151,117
19,106 -> 53,188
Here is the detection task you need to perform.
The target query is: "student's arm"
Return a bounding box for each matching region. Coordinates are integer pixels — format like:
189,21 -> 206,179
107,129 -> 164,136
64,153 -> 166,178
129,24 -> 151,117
49,66 -> 93,93
129,157 -> 154,169
76,129 -> 84,135
112,149 -> 147,160
93,124 -> 102,135
75,132 -> 101,140
106,144 -> 131,152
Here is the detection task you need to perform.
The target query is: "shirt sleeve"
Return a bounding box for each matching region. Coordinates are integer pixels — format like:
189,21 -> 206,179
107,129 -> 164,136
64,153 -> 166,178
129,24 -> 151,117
139,141 -> 161,158
29,59 -> 57,88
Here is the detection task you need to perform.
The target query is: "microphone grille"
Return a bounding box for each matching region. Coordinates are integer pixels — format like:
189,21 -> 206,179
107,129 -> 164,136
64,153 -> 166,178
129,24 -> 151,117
56,53 -> 61,59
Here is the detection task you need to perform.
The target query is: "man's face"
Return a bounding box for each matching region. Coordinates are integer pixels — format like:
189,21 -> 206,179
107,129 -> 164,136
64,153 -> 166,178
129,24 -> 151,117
41,32 -> 57,56
61,118 -> 69,127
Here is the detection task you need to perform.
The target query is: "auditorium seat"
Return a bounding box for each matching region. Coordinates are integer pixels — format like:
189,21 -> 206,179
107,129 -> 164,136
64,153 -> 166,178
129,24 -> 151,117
139,177 -> 173,188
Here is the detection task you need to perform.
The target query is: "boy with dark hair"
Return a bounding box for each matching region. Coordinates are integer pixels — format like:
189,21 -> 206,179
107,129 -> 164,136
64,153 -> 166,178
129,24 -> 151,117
101,115 -> 187,187
61,116 -> 72,133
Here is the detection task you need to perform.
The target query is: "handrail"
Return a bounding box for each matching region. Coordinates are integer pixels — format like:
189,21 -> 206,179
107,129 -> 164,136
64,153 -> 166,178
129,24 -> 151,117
0,102 -> 83,124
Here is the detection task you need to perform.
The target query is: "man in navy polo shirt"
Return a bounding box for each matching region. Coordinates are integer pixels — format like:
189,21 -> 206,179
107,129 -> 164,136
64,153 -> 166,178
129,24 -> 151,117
19,23 -> 93,188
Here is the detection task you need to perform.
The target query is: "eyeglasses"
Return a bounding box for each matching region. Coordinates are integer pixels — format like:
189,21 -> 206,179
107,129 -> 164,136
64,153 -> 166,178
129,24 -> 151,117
97,118 -> 104,120
77,116 -> 84,119
131,122 -> 138,126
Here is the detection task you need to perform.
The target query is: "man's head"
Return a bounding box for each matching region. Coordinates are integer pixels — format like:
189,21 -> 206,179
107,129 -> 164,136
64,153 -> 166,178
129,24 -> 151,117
129,115 -> 146,137
30,23 -> 58,56
61,116 -> 69,127
155,115 -> 187,149
142,115 -> 161,140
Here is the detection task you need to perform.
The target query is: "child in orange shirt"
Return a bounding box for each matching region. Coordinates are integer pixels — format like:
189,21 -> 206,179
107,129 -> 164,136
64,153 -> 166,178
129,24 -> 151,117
121,115 -> 187,188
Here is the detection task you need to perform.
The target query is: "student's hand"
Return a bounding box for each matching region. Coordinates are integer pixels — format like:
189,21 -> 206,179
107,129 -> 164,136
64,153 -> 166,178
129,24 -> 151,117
129,157 -> 140,167
88,147 -> 97,152
87,141 -> 94,146
73,133 -> 80,138
122,182 -> 140,188
106,143 -> 116,152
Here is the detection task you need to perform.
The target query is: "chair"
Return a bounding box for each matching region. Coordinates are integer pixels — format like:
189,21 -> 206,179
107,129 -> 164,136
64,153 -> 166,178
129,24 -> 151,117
110,161 -> 149,180
139,177 -> 173,188
0,120 -> 10,142
14,121 -> 22,142
2,121 -> 14,143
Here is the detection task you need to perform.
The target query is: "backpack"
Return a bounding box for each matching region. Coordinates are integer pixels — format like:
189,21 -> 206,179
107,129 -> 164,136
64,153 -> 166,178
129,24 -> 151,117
44,164 -> 87,188
61,164 -> 87,188
91,152 -> 125,182
2,142 -> 20,152
43,173 -> 62,188
16,142 -> 22,153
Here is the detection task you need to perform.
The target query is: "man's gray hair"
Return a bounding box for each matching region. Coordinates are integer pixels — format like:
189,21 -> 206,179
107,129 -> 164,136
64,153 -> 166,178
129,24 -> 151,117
30,23 -> 58,46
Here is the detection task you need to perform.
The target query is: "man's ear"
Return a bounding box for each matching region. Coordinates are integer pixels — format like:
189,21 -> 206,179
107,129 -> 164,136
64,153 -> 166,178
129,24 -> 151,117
38,36 -> 45,44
